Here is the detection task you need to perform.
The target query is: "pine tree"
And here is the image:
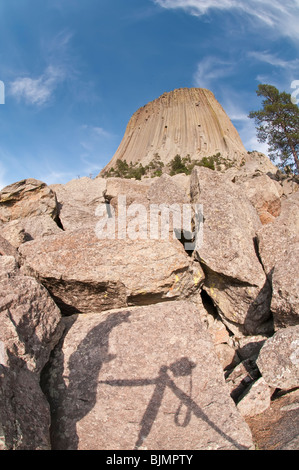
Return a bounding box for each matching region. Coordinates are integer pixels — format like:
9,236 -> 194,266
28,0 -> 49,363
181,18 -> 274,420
249,84 -> 299,173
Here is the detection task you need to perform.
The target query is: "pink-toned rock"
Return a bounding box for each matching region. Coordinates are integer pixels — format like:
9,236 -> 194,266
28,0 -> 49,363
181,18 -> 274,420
43,301 -> 254,450
245,388 -> 299,450
257,192 -> 299,329
0,179 -> 58,223
256,326 -> 299,391
0,234 -> 18,259
0,256 -> 63,449
1,215 -> 62,248
50,177 -> 107,231
237,378 -> 272,418
19,229 -> 204,315
190,166 -> 272,335
226,358 -> 260,403
241,175 -> 281,225
215,343 -> 239,371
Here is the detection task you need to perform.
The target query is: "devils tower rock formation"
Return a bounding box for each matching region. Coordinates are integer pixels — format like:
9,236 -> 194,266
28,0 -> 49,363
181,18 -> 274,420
101,88 -> 247,173
1,86 -> 299,451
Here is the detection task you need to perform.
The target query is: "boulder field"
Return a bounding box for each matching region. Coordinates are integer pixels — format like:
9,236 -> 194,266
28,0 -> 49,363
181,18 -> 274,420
0,154 -> 298,450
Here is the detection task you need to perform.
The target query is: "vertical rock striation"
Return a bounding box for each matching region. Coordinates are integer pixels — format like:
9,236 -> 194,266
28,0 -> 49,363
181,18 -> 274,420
100,88 -> 247,173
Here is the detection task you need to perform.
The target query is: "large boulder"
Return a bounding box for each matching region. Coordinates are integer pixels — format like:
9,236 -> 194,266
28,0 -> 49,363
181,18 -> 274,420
190,166 -> 272,335
0,179 -> 58,223
0,215 -> 62,248
50,177 -> 107,231
240,175 -> 281,225
257,192 -> 299,329
104,177 -> 150,208
0,179 -> 62,248
0,256 -> 63,449
224,151 -> 278,180
42,301 -> 254,450
256,326 -> 299,391
19,229 -> 204,315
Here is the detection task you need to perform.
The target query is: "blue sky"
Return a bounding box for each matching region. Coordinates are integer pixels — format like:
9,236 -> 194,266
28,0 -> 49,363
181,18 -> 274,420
0,0 -> 298,188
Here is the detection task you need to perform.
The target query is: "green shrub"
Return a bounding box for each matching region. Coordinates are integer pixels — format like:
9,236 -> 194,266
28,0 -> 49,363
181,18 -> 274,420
168,155 -> 192,175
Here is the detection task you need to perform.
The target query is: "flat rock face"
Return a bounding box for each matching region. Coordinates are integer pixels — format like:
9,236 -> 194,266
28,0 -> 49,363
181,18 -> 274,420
190,166 -> 272,335
0,215 -> 62,248
101,88 -> 247,173
19,229 -> 204,314
42,301 -> 254,450
0,256 -> 63,450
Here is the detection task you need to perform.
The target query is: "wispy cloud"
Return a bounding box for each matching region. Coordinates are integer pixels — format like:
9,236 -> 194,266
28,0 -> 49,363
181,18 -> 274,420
248,51 -> 299,70
153,0 -> 299,40
193,57 -> 234,90
9,65 -> 66,106
81,125 -> 114,139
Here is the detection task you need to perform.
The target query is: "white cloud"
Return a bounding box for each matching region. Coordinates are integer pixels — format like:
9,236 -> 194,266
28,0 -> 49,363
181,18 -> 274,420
92,127 -> 114,139
193,57 -> 234,90
153,0 -> 299,40
248,51 -> 299,70
10,65 -> 66,106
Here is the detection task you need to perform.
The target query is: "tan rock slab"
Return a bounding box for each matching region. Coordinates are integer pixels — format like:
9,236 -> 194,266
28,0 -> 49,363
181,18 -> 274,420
50,177 -> 107,231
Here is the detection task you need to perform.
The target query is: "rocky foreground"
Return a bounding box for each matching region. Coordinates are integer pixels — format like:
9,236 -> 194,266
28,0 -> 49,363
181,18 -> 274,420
0,152 -> 298,450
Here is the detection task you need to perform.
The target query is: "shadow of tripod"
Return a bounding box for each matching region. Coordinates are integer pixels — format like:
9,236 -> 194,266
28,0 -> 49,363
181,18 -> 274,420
99,356 -> 248,450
